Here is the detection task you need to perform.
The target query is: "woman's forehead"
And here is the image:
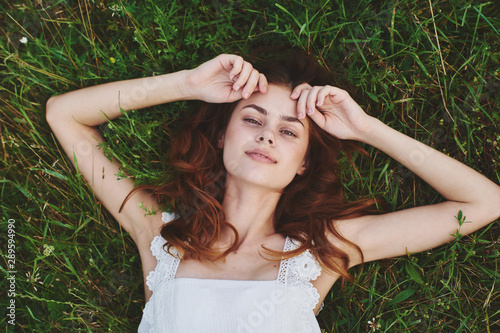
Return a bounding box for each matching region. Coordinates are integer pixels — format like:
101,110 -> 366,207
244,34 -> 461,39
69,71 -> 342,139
236,84 -> 298,116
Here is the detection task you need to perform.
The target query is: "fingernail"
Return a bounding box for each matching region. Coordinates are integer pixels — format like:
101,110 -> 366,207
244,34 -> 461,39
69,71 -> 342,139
307,108 -> 313,115
290,92 -> 297,98
243,92 -> 249,99
316,100 -> 321,106
234,85 -> 240,91
298,112 -> 304,119
230,74 -> 235,80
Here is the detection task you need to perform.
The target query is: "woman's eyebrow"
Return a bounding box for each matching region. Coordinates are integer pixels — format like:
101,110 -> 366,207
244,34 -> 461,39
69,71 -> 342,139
243,104 -> 304,127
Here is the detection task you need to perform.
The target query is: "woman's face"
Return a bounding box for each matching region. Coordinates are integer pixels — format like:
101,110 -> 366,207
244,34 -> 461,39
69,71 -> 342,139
220,84 -> 310,191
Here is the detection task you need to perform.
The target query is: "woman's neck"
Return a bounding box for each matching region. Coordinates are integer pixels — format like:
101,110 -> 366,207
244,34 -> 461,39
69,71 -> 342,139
221,180 -> 282,246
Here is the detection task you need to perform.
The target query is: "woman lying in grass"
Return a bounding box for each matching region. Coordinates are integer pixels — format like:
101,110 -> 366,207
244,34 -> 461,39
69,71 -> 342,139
46,49 -> 500,332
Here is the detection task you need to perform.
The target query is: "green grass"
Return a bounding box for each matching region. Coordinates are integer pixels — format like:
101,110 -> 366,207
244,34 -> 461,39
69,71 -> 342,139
1,0 -> 498,331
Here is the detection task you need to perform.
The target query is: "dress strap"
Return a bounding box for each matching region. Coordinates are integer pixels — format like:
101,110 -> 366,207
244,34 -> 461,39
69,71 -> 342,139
274,237 -> 321,333
142,212 -> 180,332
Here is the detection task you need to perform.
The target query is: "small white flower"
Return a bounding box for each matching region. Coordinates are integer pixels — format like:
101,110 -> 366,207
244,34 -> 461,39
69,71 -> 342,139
109,4 -> 122,17
20,37 -> 28,44
26,269 -> 42,291
367,317 -> 382,331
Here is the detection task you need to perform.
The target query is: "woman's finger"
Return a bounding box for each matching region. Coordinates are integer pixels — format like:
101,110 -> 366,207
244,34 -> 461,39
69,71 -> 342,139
257,73 -> 268,94
305,86 -> 322,116
253,73 -> 268,93
228,56 -> 244,81
233,61 -> 253,91
290,83 -> 312,100
241,69 -> 261,99
316,85 -> 334,107
296,88 -> 311,119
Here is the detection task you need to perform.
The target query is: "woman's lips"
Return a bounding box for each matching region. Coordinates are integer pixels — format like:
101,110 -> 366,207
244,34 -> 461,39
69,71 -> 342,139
245,149 -> 277,164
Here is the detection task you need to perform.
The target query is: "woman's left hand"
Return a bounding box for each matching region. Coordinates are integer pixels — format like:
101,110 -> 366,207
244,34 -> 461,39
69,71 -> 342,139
291,84 -> 373,141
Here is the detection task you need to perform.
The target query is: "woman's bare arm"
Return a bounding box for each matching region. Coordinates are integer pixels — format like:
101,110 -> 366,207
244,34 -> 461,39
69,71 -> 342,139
292,84 -> 500,265
340,117 -> 500,264
46,54 -> 268,249
46,70 -> 194,247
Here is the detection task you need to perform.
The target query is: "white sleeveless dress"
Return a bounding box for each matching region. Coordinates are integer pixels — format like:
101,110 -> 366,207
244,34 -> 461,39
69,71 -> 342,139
138,212 -> 323,333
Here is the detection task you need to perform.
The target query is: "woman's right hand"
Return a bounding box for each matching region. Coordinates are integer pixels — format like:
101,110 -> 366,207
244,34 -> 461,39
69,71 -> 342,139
183,54 -> 268,103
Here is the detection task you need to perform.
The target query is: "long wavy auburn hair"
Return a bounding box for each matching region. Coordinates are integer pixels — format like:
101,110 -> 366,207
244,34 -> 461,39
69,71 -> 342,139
123,48 -> 380,281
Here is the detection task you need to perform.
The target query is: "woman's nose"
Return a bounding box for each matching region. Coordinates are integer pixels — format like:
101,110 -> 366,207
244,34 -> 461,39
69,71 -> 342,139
256,130 -> 274,145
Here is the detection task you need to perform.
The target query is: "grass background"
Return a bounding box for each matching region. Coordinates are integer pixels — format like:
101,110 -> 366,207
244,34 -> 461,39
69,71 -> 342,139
1,0 -> 499,332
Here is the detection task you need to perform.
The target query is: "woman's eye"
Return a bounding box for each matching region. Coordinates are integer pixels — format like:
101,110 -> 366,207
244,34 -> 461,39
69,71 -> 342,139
281,129 -> 297,137
244,118 -> 261,125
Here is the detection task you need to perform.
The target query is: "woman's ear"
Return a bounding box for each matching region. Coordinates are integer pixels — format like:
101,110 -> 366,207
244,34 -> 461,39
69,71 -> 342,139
217,132 -> 225,149
297,158 -> 308,176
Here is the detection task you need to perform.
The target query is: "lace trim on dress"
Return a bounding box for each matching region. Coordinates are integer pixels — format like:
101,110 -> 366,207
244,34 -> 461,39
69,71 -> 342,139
143,210 -> 180,333
161,211 -> 176,224
146,211 -> 178,292
144,235 -> 180,333
276,237 -> 322,333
